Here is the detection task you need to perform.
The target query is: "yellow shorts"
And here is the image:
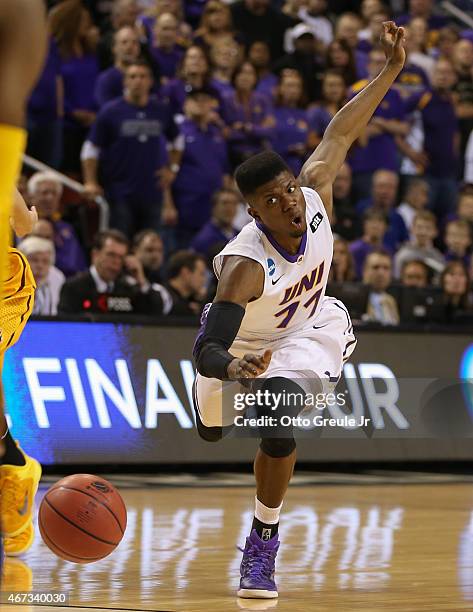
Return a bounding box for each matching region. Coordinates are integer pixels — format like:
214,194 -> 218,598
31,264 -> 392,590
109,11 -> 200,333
0,248 -> 35,355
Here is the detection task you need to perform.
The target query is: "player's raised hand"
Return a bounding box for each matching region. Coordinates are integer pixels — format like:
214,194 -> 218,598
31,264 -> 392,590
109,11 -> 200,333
227,350 -> 272,379
380,21 -> 406,70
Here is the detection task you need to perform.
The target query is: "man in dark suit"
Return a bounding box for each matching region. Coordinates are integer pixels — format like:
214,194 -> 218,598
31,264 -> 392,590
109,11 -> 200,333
58,229 -> 167,316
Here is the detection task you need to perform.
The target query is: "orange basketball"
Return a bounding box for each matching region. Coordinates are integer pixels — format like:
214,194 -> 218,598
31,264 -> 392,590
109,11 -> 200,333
38,474 -> 127,564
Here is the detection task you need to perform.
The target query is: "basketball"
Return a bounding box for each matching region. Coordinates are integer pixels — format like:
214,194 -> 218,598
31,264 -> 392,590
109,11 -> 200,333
38,474 -> 127,564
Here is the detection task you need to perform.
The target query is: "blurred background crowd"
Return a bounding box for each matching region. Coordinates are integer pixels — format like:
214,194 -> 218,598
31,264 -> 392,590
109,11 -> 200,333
15,0 -> 473,326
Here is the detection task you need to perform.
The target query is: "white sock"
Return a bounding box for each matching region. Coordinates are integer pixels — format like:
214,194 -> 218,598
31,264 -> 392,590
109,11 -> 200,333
254,496 -> 283,525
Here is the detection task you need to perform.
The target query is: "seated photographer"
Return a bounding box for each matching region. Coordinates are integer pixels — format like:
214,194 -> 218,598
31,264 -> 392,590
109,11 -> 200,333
58,229 -> 167,316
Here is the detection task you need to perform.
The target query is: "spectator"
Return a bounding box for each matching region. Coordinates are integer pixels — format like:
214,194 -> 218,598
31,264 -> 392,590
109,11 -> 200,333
307,70 -> 347,147
297,0 -> 333,49
28,172 -> 87,278
273,25 -> 323,102
272,71 -> 311,176
161,45 -> 215,114
94,26 -> 141,108
230,0 -> 296,62
356,170 -> 409,251
452,39 -> 473,159
325,39 -> 358,86
456,186 -> 473,235
349,48 -> 408,200
138,0 -> 192,46
362,249 -> 400,325
222,61 -> 275,168
170,89 -> 231,248
440,260 -> 472,320
96,0 -> 140,70
432,26 -> 459,62
49,0 -> 100,174
394,210 -> 445,278
248,41 -> 278,99
404,17 -> 434,79
26,38 -> 63,169
400,259 -> 430,288
133,229 -> 165,283
194,1 -> 237,54
334,12 -> 366,77
403,58 -> 459,218
82,61 -> 173,237
191,189 -> 239,260
397,0 -> 448,34
397,178 -> 430,235
444,219 -> 471,267
357,8 -> 390,58
58,229 -> 165,316
210,37 -> 241,99
350,209 -> 389,279
164,250 -> 208,316
332,163 -> 357,241
18,236 -> 65,316
32,219 -> 55,242
329,237 -> 356,282
150,12 -> 185,82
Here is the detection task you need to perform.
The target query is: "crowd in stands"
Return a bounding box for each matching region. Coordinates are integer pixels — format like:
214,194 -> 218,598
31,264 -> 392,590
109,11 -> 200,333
16,0 -> 473,326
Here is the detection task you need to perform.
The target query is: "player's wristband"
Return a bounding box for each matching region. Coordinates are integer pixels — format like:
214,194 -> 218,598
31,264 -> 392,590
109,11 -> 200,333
194,301 -> 245,380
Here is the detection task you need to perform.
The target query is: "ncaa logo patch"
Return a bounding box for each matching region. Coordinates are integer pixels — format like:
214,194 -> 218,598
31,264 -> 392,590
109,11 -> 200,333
310,212 -> 323,233
267,258 -> 276,276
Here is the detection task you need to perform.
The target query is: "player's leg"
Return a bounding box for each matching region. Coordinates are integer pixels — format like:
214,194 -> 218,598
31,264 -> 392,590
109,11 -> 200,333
238,376 -> 301,599
0,254 -> 41,556
0,0 -> 48,458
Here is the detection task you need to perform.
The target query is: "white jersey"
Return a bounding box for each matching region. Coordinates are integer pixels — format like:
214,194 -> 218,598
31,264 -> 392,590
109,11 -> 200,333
214,187 -> 333,343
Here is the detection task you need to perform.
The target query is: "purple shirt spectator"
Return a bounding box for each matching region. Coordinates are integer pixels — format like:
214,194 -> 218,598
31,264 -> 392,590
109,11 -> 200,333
256,73 -> 278,99
94,67 -> 124,107
150,45 -> 185,80
350,239 -> 395,279
28,39 -> 61,123
404,88 -> 458,178
89,97 -> 170,201
356,200 -> 409,252
349,81 -> 405,173
307,106 -> 332,138
272,107 -> 309,176
222,90 -> 274,163
62,54 -> 99,123
191,221 -> 238,258
172,119 -> 229,232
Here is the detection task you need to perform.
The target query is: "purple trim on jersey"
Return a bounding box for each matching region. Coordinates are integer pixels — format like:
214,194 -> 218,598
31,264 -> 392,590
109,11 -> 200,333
256,221 -> 307,263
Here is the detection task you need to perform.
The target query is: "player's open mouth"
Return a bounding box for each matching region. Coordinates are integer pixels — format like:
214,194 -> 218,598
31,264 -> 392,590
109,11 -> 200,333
291,215 -> 302,228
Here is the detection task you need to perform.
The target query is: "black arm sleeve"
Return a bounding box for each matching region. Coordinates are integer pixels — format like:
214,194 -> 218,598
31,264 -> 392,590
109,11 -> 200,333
193,301 -> 245,380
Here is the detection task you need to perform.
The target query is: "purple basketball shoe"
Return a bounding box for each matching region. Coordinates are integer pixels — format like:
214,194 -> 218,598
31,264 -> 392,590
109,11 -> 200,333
237,529 -> 279,599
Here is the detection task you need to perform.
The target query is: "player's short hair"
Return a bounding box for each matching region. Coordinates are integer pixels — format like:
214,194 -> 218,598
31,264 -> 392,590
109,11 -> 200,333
167,250 -> 206,279
28,172 -> 63,198
234,151 -> 292,198
93,229 -> 129,251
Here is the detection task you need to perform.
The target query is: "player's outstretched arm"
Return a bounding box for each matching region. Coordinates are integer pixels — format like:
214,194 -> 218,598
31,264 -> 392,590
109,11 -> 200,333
10,189 -> 38,238
194,256 -> 272,380
298,21 -> 406,218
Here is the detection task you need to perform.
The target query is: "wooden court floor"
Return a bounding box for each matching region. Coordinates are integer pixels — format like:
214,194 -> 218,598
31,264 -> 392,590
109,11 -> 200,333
3,481 -> 473,611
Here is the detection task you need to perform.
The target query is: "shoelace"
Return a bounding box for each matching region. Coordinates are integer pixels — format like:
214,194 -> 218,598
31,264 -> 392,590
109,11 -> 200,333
238,543 -> 275,580
1,476 -> 26,514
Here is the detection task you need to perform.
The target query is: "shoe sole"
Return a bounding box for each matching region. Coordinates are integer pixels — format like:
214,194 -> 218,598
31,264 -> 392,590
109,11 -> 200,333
2,457 -> 42,538
237,589 -> 278,599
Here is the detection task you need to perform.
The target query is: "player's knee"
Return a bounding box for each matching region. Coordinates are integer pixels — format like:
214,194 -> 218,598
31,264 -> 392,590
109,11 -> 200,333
260,437 -> 296,458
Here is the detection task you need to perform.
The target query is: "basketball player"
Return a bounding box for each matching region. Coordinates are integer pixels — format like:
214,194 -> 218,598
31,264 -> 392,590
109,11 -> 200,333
0,0 -> 48,566
193,22 -> 406,599
0,191 -> 42,556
